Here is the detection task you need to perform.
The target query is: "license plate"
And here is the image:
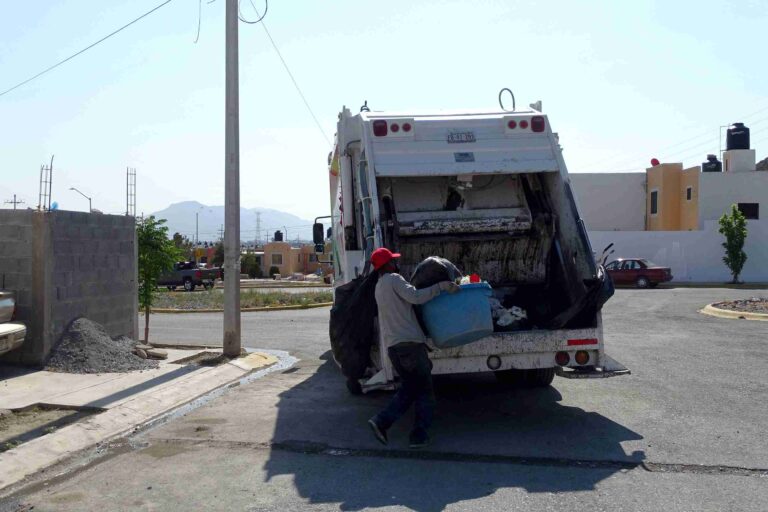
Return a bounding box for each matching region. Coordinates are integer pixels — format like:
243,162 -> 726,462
447,131 -> 476,143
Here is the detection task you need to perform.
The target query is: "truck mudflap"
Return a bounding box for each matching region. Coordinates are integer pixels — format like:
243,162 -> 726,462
555,354 -> 630,379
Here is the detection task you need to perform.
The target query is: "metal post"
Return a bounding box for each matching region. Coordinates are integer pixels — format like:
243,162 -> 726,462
223,0 -> 241,358
196,212 -> 199,245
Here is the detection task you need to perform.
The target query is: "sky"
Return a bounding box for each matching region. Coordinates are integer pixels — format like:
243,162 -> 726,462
1,0 -> 767,220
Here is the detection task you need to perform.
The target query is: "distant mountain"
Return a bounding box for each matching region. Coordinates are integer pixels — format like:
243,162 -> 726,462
150,201 -> 314,244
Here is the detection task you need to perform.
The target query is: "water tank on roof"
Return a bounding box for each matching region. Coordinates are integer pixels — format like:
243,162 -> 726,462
726,122 -> 750,150
701,154 -> 722,173
274,230 -> 283,242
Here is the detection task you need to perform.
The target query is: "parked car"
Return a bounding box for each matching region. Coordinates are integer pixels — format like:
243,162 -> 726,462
0,290 -> 26,356
157,261 -> 221,291
604,259 -> 672,288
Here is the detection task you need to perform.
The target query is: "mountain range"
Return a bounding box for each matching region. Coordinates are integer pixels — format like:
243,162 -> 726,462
150,201 -> 314,244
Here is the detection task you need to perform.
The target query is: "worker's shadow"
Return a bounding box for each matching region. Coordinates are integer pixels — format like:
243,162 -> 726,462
264,352 -> 644,512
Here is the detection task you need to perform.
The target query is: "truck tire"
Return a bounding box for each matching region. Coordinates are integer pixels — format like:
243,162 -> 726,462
495,368 -> 555,388
183,278 -> 196,292
203,282 -> 214,291
636,276 -> 650,289
346,377 -> 363,395
166,286 -> 177,291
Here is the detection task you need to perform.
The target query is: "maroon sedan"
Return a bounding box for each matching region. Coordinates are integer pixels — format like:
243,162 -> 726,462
604,258 -> 673,288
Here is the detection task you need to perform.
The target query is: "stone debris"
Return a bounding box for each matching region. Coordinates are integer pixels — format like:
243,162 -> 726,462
713,297 -> 768,314
135,348 -> 148,359
145,348 -> 168,360
45,318 -> 159,374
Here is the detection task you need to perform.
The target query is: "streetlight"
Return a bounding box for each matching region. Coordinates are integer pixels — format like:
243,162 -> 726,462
69,187 -> 92,212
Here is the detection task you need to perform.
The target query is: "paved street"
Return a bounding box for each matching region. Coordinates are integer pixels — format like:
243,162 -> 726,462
4,288 -> 768,511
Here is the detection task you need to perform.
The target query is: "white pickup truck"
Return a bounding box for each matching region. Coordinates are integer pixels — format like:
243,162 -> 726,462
318,101 -> 629,394
0,290 -> 26,357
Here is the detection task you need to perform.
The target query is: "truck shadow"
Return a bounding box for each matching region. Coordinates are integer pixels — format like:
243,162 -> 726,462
264,353 -> 644,511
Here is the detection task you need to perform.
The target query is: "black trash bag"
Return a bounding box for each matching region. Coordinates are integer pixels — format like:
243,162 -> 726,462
410,256 -> 463,289
409,256 -> 463,335
329,272 -> 380,380
544,264 -> 615,330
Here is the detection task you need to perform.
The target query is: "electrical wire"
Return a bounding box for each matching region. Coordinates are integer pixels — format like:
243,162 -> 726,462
0,0 -> 175,98
239,0 -> 268,24
245,0 -> 332,146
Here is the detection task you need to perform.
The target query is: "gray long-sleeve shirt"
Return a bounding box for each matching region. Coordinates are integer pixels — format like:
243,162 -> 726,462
374,273 -> 442,349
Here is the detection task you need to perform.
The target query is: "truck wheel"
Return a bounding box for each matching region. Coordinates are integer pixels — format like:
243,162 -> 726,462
203,282 -> 213,290
166,286 -> 176,291
495,368 -> 555,388
346,377 -> 363,395
636,276 -> 650,289
183,278 -> 196,292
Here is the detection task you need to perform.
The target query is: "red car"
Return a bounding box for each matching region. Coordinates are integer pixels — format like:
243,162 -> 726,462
604,258 -> 673,288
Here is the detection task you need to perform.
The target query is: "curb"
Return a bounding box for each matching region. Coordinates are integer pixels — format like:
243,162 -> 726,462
151,302 -> 333,314
661,283 -> 768,290
699,304 -> 768,321
0,351 -> 285,496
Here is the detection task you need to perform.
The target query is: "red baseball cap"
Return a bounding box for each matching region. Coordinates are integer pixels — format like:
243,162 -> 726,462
371,247 -> 401,270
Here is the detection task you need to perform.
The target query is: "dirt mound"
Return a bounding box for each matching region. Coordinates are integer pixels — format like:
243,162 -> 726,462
46,318 -> 159,374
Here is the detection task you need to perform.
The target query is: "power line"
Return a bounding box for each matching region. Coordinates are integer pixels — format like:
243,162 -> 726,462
246,0 -> 332,146
0,0 -> 174,98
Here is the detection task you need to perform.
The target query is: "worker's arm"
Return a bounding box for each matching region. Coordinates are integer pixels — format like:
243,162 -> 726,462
390,274 -> 451,305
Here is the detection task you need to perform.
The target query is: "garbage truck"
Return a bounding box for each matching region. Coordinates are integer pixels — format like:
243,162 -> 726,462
315,100 -> 630,394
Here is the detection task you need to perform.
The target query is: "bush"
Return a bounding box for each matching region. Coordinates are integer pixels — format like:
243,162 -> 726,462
269,266 -> 280,277
241,253 -> 262,279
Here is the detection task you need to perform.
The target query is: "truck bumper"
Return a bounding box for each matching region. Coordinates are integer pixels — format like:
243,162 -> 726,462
0,323 -> 26,356
555,354 -> 631,379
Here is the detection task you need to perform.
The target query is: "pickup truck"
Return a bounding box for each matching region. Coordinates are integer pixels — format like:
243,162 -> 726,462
157,262 -> 221,292
0,290 -> 26,356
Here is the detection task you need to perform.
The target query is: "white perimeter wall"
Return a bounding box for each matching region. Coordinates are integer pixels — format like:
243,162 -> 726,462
570,173 -> 646,231
589,220 -> 768,283
699,171 -> 768,224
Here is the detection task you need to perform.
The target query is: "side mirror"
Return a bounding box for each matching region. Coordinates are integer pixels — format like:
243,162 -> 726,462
314,243 -> 325,253
313,223 -> 324,244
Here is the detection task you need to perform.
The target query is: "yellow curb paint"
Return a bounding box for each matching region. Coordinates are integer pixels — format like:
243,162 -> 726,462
699,304 -> 768,322
151,302 -> 333,314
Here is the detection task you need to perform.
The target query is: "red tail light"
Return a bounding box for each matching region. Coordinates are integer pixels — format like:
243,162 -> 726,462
531,116 -> 545,132
402,123 -> 412,132
575,351 -> 590,365
390,123 -> 400,133
519,120 -> 529,129
373,120 -> 388,137
568,338 -> 598,346
195,270 -> 202,279
507,120 -> 517,129
555,351 -> 570,366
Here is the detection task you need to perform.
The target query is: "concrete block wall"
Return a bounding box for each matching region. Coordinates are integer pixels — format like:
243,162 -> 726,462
1,210 -> 138,366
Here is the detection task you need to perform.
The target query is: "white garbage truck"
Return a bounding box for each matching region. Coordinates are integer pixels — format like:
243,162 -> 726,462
315,100 -> 629,394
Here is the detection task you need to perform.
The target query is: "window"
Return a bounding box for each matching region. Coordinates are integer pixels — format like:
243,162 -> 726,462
686,187 -> 692,201
650,190 -> 658,215
622,260 -> 639,270
271,254 -> 283,265
737,203 -> 759,220
605,261 -> 619,270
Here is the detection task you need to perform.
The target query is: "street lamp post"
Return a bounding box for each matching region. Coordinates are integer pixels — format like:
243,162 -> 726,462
69,187 -> 92,212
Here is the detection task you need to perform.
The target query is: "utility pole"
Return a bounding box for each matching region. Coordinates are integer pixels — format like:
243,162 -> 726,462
4,195 -> 24,210
255,212 -> 261,249
223,0 -> 241,358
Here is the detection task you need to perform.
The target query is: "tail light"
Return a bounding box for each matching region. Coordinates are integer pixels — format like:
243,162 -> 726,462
195,270 -> 202,279
402,123 -> 412,132
555,351 -> 570,366
519,120 -> 529,129
531,116 -> 545,132
507,120 -> 517,129
575,351 -> 590,365
373,120 -> 388,137
390,123 -> 400,133
568,338 -> 598,346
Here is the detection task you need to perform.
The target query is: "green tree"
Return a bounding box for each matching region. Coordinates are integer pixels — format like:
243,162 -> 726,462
138,216 -> 181,341
212,241 -> 225,267
241,253 -> 261,279
172,232 -> 194,261
718,204 -> 748,283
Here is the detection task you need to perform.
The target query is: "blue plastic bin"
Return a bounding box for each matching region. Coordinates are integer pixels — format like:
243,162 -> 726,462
421,283 -> 494,349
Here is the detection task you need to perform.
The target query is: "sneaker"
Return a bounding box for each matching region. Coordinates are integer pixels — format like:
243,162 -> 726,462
409,428 -> 430,449
368,418 -> 388,446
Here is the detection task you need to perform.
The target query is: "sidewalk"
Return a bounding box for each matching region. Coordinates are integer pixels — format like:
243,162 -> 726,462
0,347 -> 280,494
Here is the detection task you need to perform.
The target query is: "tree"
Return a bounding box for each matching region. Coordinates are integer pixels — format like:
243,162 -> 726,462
718,204 -> 748,283
138,216 -> 181,342
212,241 -> 225,267
172,232 -> 194,261
241,253 -> 261,279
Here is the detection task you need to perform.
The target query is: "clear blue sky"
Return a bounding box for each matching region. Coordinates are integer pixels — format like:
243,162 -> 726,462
1,0 -> 767,219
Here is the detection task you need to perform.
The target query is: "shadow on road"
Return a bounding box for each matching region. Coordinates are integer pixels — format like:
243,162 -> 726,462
264,352 -> 644,511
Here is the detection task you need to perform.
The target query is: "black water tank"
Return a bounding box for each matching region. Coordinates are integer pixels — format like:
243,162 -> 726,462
726,122 -> 750,150
701,154 -> 722,173
274,230 -> 283,242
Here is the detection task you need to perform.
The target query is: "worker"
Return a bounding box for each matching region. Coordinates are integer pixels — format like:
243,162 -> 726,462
367,247 -> 460,449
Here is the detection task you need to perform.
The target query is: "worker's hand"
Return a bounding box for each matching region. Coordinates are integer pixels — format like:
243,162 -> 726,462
439,281 -> 461,294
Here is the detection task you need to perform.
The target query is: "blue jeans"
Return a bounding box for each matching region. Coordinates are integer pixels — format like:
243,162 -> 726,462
374,343 -> 435,432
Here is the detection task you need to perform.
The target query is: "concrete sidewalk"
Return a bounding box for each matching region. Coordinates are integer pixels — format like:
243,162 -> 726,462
0,348 -> 279,494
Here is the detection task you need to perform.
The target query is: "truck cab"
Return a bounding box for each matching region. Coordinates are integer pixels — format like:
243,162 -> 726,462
319,103 -> 629,392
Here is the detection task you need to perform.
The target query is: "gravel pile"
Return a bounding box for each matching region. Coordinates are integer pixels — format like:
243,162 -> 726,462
713,297 -> 768,314
46,318 -> 159,374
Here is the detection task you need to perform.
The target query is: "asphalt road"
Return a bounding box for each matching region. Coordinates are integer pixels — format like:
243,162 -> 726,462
7,288 -> 768,511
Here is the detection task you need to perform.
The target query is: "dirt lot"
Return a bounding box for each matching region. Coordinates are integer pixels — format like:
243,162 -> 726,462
0,407 -> 95,452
